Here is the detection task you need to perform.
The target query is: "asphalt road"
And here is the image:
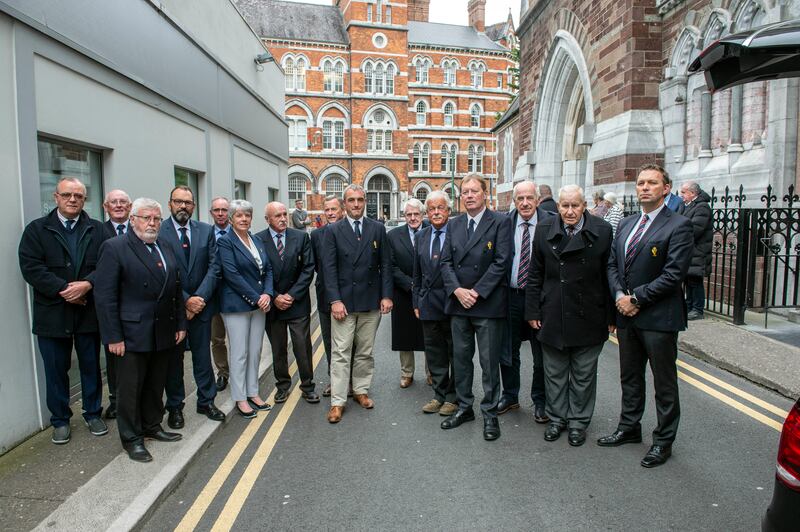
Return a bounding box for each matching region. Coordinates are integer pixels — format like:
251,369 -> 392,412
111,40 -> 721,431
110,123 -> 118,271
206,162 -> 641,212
142,316 -> 793,532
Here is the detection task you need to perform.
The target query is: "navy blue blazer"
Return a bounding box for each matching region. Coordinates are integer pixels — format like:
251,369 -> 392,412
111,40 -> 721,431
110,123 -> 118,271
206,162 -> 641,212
322,216 -> 392,313
158,218 -> 220,321
310,225 -> 331,312
441,209 -> 513,319
216,232 -> 274,314
608,207 -> 693,332
412,224 -> 450,321
94,230 -> 186,353
255,227 -> 315,321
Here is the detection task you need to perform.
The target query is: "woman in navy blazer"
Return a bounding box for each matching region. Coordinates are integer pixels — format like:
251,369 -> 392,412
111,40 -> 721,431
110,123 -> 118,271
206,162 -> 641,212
217,200 -> 274,418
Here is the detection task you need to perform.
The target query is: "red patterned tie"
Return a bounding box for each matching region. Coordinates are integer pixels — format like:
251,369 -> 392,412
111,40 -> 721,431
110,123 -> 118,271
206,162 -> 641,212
276,233 -> 284,260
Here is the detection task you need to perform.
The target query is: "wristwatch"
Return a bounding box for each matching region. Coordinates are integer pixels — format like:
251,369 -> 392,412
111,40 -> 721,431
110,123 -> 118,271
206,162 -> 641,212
630,293 -> 639,306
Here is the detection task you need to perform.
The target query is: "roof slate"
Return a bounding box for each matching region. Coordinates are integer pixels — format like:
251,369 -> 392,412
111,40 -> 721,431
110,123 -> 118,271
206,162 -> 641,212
235,0 -> 349,44
408,21 -> 507,51
491,97 -> 519,132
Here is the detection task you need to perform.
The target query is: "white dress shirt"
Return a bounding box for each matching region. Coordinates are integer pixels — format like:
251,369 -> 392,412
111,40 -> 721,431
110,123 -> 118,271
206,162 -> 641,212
466,207 -> 486,236
172,217 -> 191,242
510,211 -> 538,289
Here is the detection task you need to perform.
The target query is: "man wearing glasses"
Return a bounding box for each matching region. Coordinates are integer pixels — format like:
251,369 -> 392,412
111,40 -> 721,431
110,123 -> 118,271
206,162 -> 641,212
18,177 -> 108,445
160,186 -> 225,429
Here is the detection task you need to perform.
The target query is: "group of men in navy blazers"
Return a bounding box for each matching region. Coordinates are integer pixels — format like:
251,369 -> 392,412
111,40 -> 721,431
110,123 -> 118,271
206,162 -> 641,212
22,162 -> 692,468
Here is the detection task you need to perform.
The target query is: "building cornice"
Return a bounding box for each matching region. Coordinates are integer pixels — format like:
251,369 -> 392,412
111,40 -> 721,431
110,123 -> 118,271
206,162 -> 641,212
408,44 -> 511,58
264,38 -> 349,51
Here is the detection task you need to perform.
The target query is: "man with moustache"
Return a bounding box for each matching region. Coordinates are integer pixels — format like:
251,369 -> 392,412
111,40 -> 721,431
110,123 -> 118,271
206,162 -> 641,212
256,202 -> 318,404
322,184 -> 393,423
497,181 -> 553,423
387,199 -> 426,388
100,189 -> 132,419
598,164 -> 693,468
440,175 -> 513,441
209,197 -> 231,391
412,191 -> 457,416
94,198 -> 186,462
19,178 -> 108,444
310,195 -> 345,397
160,186 -> 225,429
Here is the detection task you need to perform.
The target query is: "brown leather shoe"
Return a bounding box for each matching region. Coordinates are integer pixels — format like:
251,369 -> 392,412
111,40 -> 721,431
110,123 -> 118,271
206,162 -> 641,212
327,405 -> 344,423
400,376 -> 413,388
438,402 -> 458,416
352,394 -> 374,409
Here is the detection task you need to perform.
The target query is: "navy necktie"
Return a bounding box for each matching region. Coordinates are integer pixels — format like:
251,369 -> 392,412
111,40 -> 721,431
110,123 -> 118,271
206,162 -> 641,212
179,227 -> 190,262
116,224 -> 125,235
354,220 -> 362,240
467,218 -> 475,240
431,230 -> 443,265
145,243 -> 166,274
65,219 -> 75,231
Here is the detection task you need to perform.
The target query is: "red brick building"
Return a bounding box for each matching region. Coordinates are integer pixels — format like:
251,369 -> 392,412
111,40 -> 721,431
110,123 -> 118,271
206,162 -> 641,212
236,0 -> 517,218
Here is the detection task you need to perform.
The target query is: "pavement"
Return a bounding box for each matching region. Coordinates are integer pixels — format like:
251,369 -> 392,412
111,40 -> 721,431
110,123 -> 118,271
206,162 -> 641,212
0,309 -> 797,531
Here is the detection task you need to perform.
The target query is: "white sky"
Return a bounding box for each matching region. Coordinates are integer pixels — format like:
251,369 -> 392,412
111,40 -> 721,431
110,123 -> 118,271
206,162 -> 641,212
286,0 -> 521,27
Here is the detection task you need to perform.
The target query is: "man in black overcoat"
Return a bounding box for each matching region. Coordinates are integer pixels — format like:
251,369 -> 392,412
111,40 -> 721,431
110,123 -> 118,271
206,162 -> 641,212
678,181 -> 712,320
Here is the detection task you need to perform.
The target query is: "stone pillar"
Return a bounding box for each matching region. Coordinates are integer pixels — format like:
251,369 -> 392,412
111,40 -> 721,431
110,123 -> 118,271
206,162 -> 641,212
699,90 -> 713,158
728,84 -> 744,154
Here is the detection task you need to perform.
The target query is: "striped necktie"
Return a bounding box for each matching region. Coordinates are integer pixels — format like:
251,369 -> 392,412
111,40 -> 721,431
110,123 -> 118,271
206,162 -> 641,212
624,214 -> 650,274
517,222 -> 531,288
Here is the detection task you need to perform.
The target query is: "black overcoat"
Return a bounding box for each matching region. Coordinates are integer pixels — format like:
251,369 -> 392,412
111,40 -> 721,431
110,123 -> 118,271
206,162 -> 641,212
681,191 -> 713,277
525,212 -> 615,350
387,225 -> 425,351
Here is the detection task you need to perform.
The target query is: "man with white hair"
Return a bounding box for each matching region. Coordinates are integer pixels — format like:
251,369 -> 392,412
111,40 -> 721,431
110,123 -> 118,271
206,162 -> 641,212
387,198 -> 427,388
94,198 -> 187,463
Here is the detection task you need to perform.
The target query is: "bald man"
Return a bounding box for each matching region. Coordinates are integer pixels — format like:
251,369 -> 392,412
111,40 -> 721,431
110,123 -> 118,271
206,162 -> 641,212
255,202 -> 319,404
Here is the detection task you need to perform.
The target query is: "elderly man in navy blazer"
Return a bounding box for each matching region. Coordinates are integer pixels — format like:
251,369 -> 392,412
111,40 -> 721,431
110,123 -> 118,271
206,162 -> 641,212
159,186 -> 225,429
598,164 -> 693,468
412,191 -> 457,417
256,202 -> 319,404
94,198 -> 187,462
440,175 -> 513,441
322,184 -> 393,423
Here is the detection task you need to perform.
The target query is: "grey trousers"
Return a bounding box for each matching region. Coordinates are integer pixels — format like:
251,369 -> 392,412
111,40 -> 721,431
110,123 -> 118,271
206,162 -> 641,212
450,316 -> 503,419
330,311 -> 381,406
221,310 -> 266,402
541,342 -> 603,430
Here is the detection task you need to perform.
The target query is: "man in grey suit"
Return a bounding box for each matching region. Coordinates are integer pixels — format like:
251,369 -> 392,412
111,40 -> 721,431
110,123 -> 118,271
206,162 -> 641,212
598,164 -> 693,468
161,186 -> 225,429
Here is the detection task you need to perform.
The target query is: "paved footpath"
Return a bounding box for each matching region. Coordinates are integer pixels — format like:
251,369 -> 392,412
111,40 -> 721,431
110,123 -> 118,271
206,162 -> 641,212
139,318 -> 792,532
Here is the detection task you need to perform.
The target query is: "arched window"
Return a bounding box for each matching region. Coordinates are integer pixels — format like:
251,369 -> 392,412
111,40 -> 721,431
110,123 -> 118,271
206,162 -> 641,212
375,63 -> 384,93
376,0 -> 383,23
295,57 -> 307,91
467,145 -> 475,172
334,61 -> 344,93
441,143 -> 457,173
416,101 -> 427,125
323,60 -> 333,92
413,144 -> 421,172
443,60 -> 457,86
288,119 -> 307,151
415,58 -> 430,84
415,187 -> 428,202
421,143 -> 430,172
468,145 -> 484,173
284,57 -> 295,91
469,62 -> 485,88
325,175 -> 345,196
368,175 -> 392,191
386,5 -> 392,24
443,102 -> 455,127
288,175 -> 307,204
476,146 -> 484,173
385,64 -> 395,95
470,104 -> 481,128
366,107 -> 394,153
364,62 -> 373,93
367,3 -> 372,22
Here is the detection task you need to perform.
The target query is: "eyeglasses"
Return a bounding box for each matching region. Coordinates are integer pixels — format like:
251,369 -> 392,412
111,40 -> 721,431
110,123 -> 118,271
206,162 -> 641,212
170,199 -> 195,207
131,214 -> 163,224
56,192 -> 86,201
105,199 -> 130,206
211,208 -> 229,214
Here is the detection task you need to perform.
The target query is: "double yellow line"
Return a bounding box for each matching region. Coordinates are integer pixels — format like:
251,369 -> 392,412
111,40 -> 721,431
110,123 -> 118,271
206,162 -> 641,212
176,327 -> 325,532
608,335 -> 787,432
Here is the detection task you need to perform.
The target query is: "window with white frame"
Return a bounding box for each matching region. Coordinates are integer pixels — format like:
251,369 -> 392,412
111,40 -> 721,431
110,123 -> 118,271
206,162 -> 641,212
414,57 -> 431,84
385,64 -> 395,94
467,145 -> 484,173
284,57 -> 295,91
367,3 -> 372,22
283,56 -> 307,91
323,60 -> 333,92
364,62 -> 373,93
443,102 -> 455,127
469,61 -> 485,88
441,143 -> 457,173
443,60 -> 457,86
376,0 -> 383,22
322,59 -> 345,93
386,5 -> 391,24
416,101 -> 427,125
375,63 -> 384,93
366,108 -> 394,153
363,60 -> 395,95
497,73 -> 503,88
325,175 -> 346,196
288,175 -> 307,204
415,187 -> 428,202
413,144 -> 421,172
470,104 -> 481,128
413,143 -> 430,172
288,119 -> 308,151
334,61 -> 344,92
334,122 -> 344,150
322,121 -> 333,150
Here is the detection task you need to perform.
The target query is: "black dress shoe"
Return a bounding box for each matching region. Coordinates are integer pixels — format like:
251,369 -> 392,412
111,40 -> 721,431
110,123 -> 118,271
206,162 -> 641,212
641,444 -> 672,468
440,409 -> 475,430
197,403 -> 225,421
274,389 -> 290,403
237,405 -> 257,419
483,418 -> 501,441
216,374 -> 228,391
104,404 -> 117,420
496,397 -> 520,415
544,423 -> 565,441
533,405 -> 550,424
302,391 -> 320,404
167,409 -> 185,430
568,428 -> 586,447
247,398 -> 272,411
144,430 -> 183,442
124,443 -> 152,463
597,429 -> 642,447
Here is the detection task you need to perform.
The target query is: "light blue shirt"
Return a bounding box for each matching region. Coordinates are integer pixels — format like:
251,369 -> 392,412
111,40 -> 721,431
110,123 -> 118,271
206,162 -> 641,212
346,215 -> 365,235
428,223 -> 447,258
171,217 -> 191,242
269,227 -> 285,250
214,224 -> 229,240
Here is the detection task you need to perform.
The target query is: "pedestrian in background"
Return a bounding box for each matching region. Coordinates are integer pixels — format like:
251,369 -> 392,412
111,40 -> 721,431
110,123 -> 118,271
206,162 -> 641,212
216,200 -> 274,419
19,177 -> 108,445
291,199 -> 311,231
590,189 -> 608,218
602,192 -> 625,237
526,185 -> 614,447
209,197 -> 231,391
538,184 -> 557,213
679,181 -> 713,320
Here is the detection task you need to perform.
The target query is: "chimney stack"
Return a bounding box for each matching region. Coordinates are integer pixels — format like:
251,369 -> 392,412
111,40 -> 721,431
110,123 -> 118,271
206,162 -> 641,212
408,0 -> 430,22
468,0 -> 486,33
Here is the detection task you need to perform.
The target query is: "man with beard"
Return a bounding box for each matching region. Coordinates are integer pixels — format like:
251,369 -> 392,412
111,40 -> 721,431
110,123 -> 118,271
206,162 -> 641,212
94,198 -> 186,462
160,186 -> 225,429
256,202 -> 318,404
209,197 -> 231,391
387,198 -> 426,388
101,189 -> 132,419
412,191 -> 457,416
